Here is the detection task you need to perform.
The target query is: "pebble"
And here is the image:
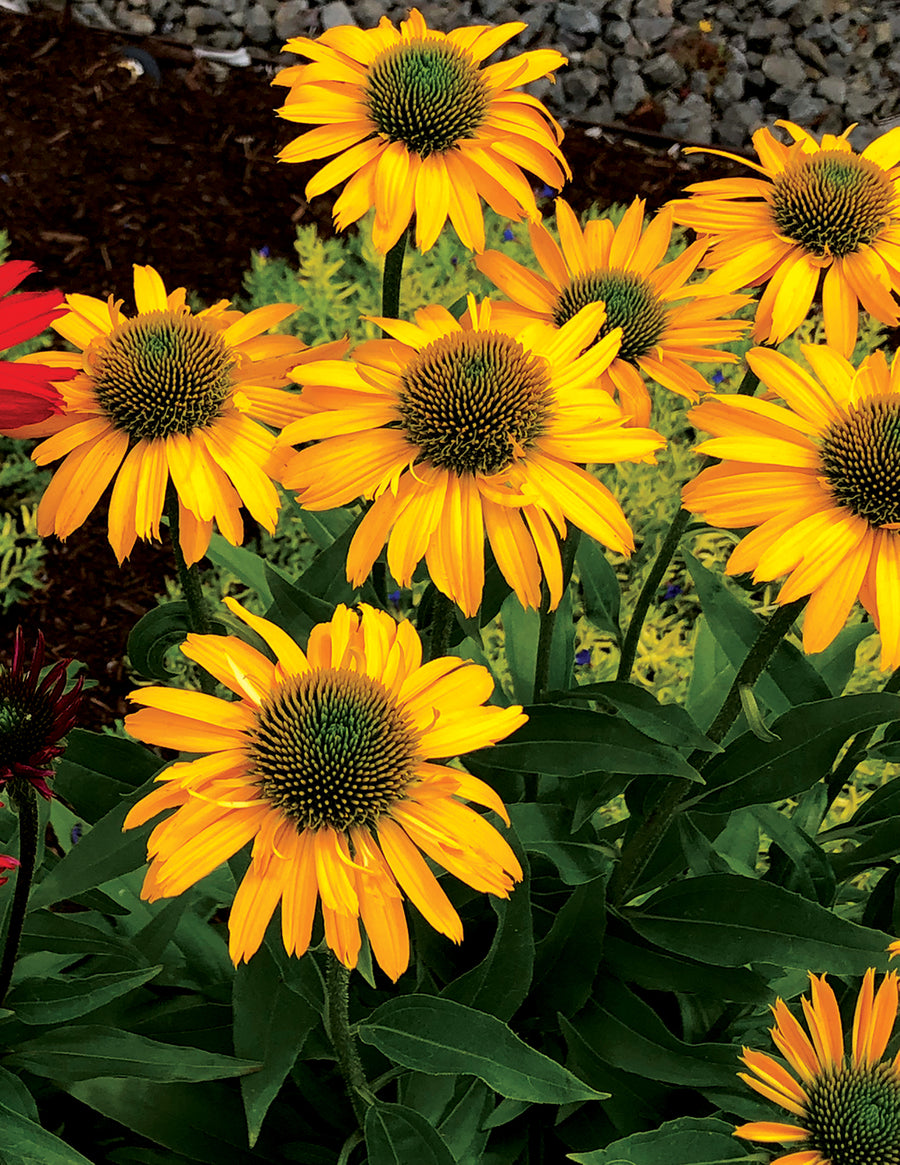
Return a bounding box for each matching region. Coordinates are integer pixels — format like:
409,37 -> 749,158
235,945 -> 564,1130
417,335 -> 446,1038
61,0 -> 899,148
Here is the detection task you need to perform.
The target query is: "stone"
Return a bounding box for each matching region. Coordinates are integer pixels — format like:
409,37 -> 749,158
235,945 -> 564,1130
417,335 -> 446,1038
564,68 -> 601,108
603,19 -> 632,46
243,2 -> 272,42
273,0 -> 309,40
631,15 -> 674,43
73,1 -> 118,30
555,4 -> 601,35
787,92 -> 826,123
644,53 -> 687,87
320,1 -> 355,30
761,51 -> 807,89
816,74 -> 846,103
713,69 -> 744,105
611,70 -> 648,116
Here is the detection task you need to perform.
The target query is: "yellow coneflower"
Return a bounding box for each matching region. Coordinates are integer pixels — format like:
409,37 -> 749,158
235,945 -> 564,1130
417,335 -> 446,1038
124,600 -> 526,981
273,8 -> 570,253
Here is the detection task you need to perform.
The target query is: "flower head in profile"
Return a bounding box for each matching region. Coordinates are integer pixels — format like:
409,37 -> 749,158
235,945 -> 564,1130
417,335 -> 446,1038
682,344 -> 900,669
124,600 -> 526,980
17,264 -> 347,566
0,259 -> 74,429
670,120 -> 900,357
477,198 -> 750,425
736,969 -> 900,1165
0,628 -> 83,801
273,8 -> 570,253
0,854 -> 19,887
278,296 -> 665,617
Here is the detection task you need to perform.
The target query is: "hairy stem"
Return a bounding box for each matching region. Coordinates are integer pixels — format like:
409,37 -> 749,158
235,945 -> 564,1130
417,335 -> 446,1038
0,782 -> 39,1006
381,228 -> 408,320
427,590 -> 456,663
326,955 -> 373,1127
608,596 -> 806,907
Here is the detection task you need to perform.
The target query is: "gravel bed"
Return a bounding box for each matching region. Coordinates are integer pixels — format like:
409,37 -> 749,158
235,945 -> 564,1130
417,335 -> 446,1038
19,0 -> 900,149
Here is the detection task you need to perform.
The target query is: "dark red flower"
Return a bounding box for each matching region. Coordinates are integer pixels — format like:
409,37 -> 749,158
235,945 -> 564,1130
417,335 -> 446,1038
0,628 -> 83,800
0,260 -> 73,429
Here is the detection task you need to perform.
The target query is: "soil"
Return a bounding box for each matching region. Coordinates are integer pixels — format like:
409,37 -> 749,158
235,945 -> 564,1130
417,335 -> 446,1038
0,7 -> 746,728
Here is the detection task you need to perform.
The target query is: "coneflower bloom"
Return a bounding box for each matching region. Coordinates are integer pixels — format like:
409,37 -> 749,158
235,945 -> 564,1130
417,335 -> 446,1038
20,264 -> 346,565
0,628 -> 83,802
123,599 -> 526,981
682,344 -> 900,669
670,120 -> 900,357
736,969 -> 900,1165
273,8 -> 569,253
278,296 -> 665,617
477,198 -> 750,425
0,259 -> 73,429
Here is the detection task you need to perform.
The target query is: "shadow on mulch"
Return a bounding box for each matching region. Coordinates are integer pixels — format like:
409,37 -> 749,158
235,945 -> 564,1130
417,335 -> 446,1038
0,7 -> 746,728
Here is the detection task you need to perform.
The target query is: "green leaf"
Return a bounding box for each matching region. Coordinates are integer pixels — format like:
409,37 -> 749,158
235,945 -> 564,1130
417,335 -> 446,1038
441,834 -> 532,1021
357,995 -> 605,1103
500,589 -> 574,704
127,602 -> 194,681
627,874 -> 893,973
29,778 -> 160,911
68,1078 -> 273,1165
6,966 -> 163,1024
753,804 -> 835,906
205,533 -> 274,606
233,941 -> 320,1146
53,729 -> 165,822
532,876 -> 608,1017
566,979 -> 738,1087
683,548 -> 830,713
469,705 -> 701,780
6,1024 -> 260,1083
264,561 -> 334,641
365,1102 -> 457,1165
0,1065 -> 37,1120
510,803 -> 610,885
576,536 -> 620,637
567,1115 -> 755,1164
0,1099 -> 96,1165
561,682 -> 717,753
688,694 -> 900,813
602,928 -> 767,1003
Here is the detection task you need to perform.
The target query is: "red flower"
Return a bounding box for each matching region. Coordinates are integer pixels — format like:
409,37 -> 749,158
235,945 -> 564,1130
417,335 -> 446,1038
0,853 -> 19,887
0,260 -> 72,429
0,628 -> 83,801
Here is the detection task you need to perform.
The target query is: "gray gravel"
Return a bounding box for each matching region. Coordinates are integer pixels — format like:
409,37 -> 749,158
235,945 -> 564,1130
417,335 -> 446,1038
59,0 -> 900,148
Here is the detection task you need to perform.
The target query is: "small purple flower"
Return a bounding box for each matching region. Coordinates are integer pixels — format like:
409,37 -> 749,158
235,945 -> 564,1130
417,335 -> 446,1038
71,823 -> 83,845
663,583 -> 683,601
451,256 -> 458,267
575,648 -> 592,667
388,589 -> 402,605
711,369 -> 724,385
502,228 -> 515,242
258,246 -> 270,259
537,184 -> 556,199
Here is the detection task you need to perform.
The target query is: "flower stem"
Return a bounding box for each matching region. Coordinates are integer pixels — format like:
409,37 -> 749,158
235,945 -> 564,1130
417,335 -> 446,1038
616,364 -> 760,684
427,590 -> 456,663
608,596 -> 807,908
165,492 -> 212,638
381,228 -> 408,319
0,782 -> 39,1007
533,528 -> 581,701
326,954 -> 373,1127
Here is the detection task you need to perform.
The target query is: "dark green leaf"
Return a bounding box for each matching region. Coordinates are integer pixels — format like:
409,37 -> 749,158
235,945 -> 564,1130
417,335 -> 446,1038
754,804 -> 836,905
576,537 -> 620,637
683,548 -> 830,712
365,1102 -> 457,1165
0,1100 -> 96,1165
501,589 -> 574,704
53,729 -> 165,823
233,941 -> 320,1146
689,694 -> 900,813
469,705 -> 701,780
205,533 -> 274,606
7,966 -> 162,1024
627,874 -> 893,973
568,1115 -> 755,1164
441,834 -> 532,1021
0,1065 -> 37,1120
560,682 -> 717,753
602,929 -> 767,1003
127,602 -> 208,682
532,876 -> 607,1017
510,803 -> 610,885
357,995 -> 604,1103
6,1024 -> 260,1083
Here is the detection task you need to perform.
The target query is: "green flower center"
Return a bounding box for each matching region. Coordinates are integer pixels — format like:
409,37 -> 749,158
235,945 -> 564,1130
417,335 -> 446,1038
0,673 -> 54,769
397,330 -> 553,476
93,309 -> 235,441
820,394 -> 900,527
771,151 -> 893,258
552,269 -> 669,362
249,668 -> 420,832
805,1061 -> 900,1165
365,37 -> 489,158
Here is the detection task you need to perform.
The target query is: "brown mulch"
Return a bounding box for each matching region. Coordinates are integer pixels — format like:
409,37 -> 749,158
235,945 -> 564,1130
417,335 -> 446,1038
0,7 -> 745,728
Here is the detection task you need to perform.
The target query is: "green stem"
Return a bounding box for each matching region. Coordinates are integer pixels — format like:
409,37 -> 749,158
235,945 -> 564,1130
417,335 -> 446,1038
165,492 -> 212,637
326,955 -> 373,1127
381,228 -> 408,319
616,504 -> 691,683
533,529 -> 581,701
427,590 -> 456,663
0,782 -> 40,1007
825,664 -> 900,809
608,596 -> 807,907
616,366 -> 760,685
